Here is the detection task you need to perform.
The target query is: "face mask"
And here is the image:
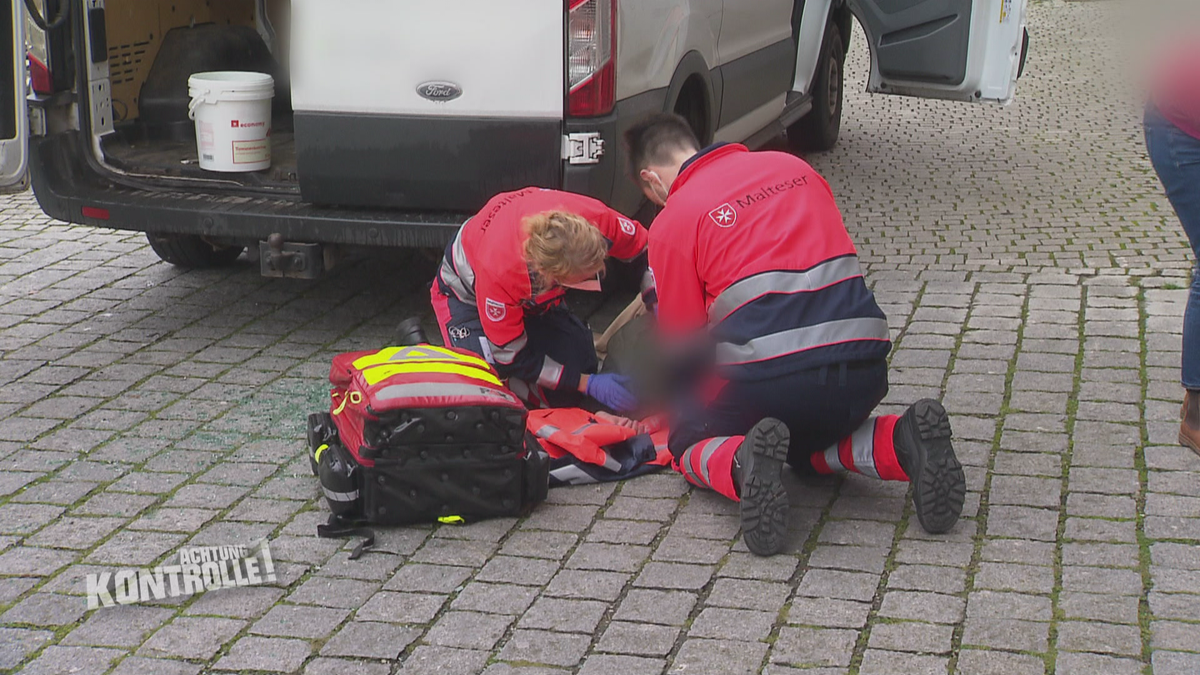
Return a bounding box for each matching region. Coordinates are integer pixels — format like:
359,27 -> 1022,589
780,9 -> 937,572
645,171 -> 670,205
561,274 -> 602,292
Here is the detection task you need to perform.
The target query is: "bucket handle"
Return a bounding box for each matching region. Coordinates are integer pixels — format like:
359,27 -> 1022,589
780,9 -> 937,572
187,90 -> 210,121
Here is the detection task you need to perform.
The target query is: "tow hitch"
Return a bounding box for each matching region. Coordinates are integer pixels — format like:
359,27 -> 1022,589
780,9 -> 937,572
259,233 -> 324,279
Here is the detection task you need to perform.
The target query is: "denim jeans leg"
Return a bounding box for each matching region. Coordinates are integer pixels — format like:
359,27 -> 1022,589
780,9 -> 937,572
1145,107 -> 1200,389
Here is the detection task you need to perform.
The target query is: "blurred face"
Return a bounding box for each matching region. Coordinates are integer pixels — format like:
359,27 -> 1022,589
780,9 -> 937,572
555,267 -> 605,292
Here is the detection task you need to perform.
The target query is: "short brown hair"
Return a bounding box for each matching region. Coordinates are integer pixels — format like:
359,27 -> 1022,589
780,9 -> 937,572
522,211 -> 608,282
624,113 -> 701,180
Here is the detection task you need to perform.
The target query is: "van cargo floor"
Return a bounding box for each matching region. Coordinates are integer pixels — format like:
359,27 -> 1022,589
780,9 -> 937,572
100,125 -> 297,191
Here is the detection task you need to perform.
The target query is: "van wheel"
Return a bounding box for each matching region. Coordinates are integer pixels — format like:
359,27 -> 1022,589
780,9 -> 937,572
788,22 -> 844,153
146,233 -> 245,268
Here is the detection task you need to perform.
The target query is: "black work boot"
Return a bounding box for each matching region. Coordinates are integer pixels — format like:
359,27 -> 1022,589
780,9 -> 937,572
736,418 -> 790,556
394,317 -> 430,346
894,399 -> 966,534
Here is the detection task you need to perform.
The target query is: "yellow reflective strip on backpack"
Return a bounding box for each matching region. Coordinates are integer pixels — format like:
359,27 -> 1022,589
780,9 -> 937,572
437,515 -> 465,525
360,362 -> 502,387
352,345 -> 490,371
314,443 -> 329,463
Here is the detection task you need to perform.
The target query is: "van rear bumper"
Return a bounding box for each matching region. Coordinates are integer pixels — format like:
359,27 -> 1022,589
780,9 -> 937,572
29,132 -> 469,249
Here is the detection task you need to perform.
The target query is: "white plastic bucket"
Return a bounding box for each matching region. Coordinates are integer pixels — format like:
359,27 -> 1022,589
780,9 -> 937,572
188,71 -> 274,172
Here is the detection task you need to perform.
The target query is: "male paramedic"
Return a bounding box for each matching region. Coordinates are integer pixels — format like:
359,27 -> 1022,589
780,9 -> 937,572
624,114 -> 966,556
431,188 -> 648,412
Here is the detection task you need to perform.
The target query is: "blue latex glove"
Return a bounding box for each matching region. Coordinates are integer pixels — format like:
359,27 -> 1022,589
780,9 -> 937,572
586,373 -> 639,412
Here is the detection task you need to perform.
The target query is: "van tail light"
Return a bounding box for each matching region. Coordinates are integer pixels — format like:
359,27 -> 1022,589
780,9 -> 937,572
28,53 -> 53,95
567,0 -> 616,117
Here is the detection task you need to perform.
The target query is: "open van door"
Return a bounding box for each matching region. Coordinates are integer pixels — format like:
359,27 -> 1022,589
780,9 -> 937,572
848,0 -> 1028,104
0,0 -> 27,192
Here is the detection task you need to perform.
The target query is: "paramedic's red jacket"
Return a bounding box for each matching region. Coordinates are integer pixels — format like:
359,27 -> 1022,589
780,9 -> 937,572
648,144 -> 890,380
437,188 -> 648,391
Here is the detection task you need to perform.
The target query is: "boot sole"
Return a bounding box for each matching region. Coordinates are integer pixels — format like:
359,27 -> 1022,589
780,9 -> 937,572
906,400 -> 966,535
739,418 -> 790,556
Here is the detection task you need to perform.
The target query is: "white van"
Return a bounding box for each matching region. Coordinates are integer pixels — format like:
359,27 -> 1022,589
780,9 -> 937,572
1,0 -> 1027,275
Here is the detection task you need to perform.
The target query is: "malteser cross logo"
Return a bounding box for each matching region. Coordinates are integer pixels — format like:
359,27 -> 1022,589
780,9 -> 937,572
708,203 -> 738,228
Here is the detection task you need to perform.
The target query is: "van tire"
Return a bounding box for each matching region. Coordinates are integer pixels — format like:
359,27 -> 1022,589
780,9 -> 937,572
788,22 -> 844,153
146,233 -> 245,268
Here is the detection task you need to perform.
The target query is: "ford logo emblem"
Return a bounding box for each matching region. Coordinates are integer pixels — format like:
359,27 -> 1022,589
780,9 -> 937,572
417,81 -> 463,102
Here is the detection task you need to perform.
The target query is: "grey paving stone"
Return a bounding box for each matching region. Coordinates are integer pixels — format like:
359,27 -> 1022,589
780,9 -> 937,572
85,530 -> 186,566
18,645 -> 125,675
652,536 -> 728,564
473,555 -> 559,586
61,605 -> 174,647
395,646 -> 490,675
578,655 -> 666,675
498,629 -> 591,668
787,597 -> 872,629
25,516 -> 125,549
858,650 -> 948,675
795,568 -> 881,602
955,649 -> 1046,675
423,611 -> 514,650
1055,652 -> 1144,675
588,519 -> 662,545
707,578 -> 792,611
0,592 -> 87,627
251,604 -> 352,638
888,564 -> 967,594
565,543 -> 652,573
1153,651 -> 1200,675
498,531 -> 578,560
634,562 -> 715,590
961,618 -> 1049,652
689,607 -> 777,642
451,582 -> 539,615
670,638 -> 767,675
1062,542 -> 1139,568
0,546 -> 77,576
718,552 -> 799,581
137,616 -> 246,659
305,657 -> 392,675
184,585 -> 285,618
1062,566 -> 1142,596
287,576 -> 380,608
985,506 -> 1060,541
1150,591 -> 1200,621
384,563 -> 473,593
108,657 -> 203,675
807,545 -> 889,575
319,621 -> 421,659
973,562 -> 1055,594
518,597 -> 609,634
615,589 -> 697,626
213,636 -> 312,672
878,591 -> 965,624
867,621 -> 954,655
771,627 -> 857,668
1058,620 -> 1142,656
0,627 -> 53,670
597,621 -> 680,656
544,569 -> 631,602
1059,592 -> 1140,625
1152,620 -> 1200,653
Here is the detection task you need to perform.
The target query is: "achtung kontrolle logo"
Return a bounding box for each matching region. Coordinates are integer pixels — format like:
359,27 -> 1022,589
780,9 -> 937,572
86,540 -> 276,610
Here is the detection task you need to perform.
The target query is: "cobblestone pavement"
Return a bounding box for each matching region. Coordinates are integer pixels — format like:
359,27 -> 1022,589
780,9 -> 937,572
0,2 -> 1195,673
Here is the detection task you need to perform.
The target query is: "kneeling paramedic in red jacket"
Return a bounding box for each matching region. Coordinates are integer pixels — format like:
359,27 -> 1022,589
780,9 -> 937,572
625,114 -> 966,556
431,188 -> 648,412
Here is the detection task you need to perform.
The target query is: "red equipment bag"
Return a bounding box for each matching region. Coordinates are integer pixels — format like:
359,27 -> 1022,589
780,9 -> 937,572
308,345 -> 549,528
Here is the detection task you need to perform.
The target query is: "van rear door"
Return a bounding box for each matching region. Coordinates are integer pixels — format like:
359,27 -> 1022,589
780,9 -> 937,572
848,0 -> 1028,104
289,0 -> 566,212
0,0 -> 29,193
